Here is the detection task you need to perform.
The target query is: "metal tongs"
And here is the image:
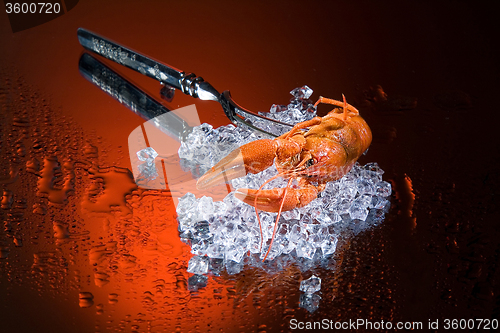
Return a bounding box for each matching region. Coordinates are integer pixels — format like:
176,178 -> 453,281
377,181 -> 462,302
77,28 -> 293,140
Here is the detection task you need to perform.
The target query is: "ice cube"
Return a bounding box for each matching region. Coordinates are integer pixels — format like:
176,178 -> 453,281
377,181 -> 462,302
290,85 -> 313,99
193,220 -> 211,239
213,201 -> 227,216
336,198 -> 351,215
356,194 -> 372,208
348,200 -> 369,221
191,239 -> 211,256
309,234 -> 324,248
329,211 -> 342,224
316,210 -> 332,224
239,204 -> 256,222
231,177 -> 248,189
221,221 -> 237,240
209,258 -> 225,276
198,122 -> 213,135
363,162 -> 384,175
206,243 -> 224,259
289,224 -> 305,244
282,208 -> 300,220
296,240 -> 316,260
317,225 -> 328,240
197,145 -> 213,165
370,195 -> 388,209
225,260 -> 243,275
178,141 -> 192,159
291,108 -> 306,123
356,178 -> 375,195
177,193 -> 196,215
187,255 -> 209,275
248,238 -> 262,254
339,181 -> 357,200
321,235 -> 338,256
374,198 -> 389,210
187,274 -> 208,291
223,192 -> 240,208
376,181 -> 392,197
225,244 -> 245,263
137,147 -> 158,162
137,161 -> 158,181
234,234 -> 249,248
218,126 -> 238,145
300,213 -> 313,226
302,218 -> 321,235
179,229 -> 193,240
300,274 -> 322,294
281,238 -> 295,255
197,196 -> 214,220
299,293 -> 321,313
269,104 -> 287,113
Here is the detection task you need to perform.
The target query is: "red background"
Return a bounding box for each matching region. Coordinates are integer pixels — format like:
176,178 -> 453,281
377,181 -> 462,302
1,1 -> 498,332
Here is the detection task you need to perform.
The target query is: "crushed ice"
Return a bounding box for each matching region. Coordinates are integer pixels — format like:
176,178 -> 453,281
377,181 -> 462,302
178,161 -> 390,267
176,86 -> 391,305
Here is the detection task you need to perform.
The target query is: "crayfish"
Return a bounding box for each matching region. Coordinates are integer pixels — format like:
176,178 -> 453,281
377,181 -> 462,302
197,96 -> 372,260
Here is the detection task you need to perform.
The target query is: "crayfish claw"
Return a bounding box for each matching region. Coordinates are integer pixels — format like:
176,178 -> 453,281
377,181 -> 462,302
196,139 -> 278,190
234,187 -> 317,213
196,148 -> 246,190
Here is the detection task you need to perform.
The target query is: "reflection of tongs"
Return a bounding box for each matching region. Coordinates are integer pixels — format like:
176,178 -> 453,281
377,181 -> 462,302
77,28 -> 292,139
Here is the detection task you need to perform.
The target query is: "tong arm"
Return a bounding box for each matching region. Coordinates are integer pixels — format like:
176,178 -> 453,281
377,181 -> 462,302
77,28 -> 219,102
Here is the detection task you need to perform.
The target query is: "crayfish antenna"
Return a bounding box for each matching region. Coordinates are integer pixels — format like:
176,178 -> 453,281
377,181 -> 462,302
261,177 -> 293,262
252,172 -> 289,254
342,94 -> 348,121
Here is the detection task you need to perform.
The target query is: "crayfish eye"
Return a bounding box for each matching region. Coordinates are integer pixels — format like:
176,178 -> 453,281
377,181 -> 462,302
305,159 -> 314,168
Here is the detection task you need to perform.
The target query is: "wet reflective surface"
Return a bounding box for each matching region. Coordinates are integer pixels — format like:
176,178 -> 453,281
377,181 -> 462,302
1,1 -> 498,332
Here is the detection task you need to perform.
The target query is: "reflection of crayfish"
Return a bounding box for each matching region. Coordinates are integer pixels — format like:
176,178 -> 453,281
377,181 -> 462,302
197,96 -> 372,260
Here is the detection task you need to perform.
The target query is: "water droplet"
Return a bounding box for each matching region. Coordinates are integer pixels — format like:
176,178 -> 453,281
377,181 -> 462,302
1,190 -> 13,209
108,293 -> 119,304
53,221 -> 69,239
94,272 -> 110,287
79,292 -> 94,308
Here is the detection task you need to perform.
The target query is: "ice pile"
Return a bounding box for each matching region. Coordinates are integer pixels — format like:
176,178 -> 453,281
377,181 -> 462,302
176,86 -> 392,280
178,161 -> 391,267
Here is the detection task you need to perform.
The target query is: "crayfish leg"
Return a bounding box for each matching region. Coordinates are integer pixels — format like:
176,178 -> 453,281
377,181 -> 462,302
313,95 -> 360,116
283,117 -> 322,139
